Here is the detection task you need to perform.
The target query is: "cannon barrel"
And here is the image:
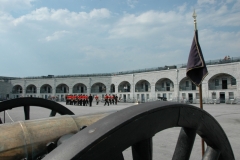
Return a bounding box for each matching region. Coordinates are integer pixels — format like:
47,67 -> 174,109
0,112 -> 111,160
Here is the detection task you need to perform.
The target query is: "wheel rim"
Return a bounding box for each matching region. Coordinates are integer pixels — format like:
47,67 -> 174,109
44,101 -> 235,160
0,97 -> 74,122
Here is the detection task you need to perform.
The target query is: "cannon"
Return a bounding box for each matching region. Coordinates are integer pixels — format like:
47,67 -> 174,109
0,98 -> 235,160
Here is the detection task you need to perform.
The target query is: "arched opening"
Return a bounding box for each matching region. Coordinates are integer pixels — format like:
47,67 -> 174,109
155,78 -> 174,101
26,84 -> 37,93
91,83 -> 106,93
135,80 -> 150,92
208,73 -> 237,90
12,85 -> 23,94
118,81 -> 131,93
178,77 -> 198,104
73,83 -> 87,93
56,84 -> 69,93
40,84 -> 52,93
179,77 -> 196,91
155,78 -> 174,92
110,84 -> 115,93
208,73 -> 237,103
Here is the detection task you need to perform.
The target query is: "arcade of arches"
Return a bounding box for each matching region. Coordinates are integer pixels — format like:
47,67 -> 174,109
10,72 -> 238,103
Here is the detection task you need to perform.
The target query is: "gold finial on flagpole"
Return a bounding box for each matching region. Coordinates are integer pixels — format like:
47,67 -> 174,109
192,9 -> 197,30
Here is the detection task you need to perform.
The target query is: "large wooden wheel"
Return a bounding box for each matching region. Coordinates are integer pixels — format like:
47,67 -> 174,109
43,101 -> 235,160
0,97 -> 74,123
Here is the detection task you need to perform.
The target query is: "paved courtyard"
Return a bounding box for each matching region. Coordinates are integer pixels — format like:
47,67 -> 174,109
0,101 -> 239,159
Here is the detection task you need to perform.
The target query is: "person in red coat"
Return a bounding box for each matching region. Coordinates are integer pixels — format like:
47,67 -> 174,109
79,94 -> 83,106
95,95 -> 99,105
104,94 -> 109,106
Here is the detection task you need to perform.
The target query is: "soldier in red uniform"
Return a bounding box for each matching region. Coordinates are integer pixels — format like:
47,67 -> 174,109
77,94 -> 81,105
79,94 -> 83,106
74,94 -> 78,105
109,94 -> 112,105
65,95 -> 69,105
104,94 -> 109,106
85,95 -> 89,106
72,95 -> 75,105
70,94 -> 74,105
95,95 -> 99,105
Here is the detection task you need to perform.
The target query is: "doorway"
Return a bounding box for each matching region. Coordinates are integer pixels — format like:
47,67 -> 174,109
99,86 -> 102,92
145,84 -> 148,92
141,94 -> 145,102
188,93 -> 193,103
81,87 -> 84,93
123,94 -> 126,102
220,92 -> 225,103
222,80 -> 227,89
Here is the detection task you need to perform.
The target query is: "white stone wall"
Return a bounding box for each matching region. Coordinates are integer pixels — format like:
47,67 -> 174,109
0,80 -> 12,99
7,62 -> 240,102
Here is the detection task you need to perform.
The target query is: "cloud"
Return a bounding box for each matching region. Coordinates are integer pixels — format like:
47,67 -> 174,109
0,0 -> 34,11
12,7 -> 111,26
0,1 -> 240,77
199,29 -> 240,55
127,0 -> 138,8
178,3 -> 187,13
44,30 -> 70,42
0,11 -> 14,32
198,0 -> 216,5
108,10 -> 187,39
196,2 -> 240,27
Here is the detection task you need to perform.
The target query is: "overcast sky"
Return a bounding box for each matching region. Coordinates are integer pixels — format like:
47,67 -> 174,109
0,0 -> 239,77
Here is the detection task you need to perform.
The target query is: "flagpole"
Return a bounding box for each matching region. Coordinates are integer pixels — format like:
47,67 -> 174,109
192,9 -> 205,156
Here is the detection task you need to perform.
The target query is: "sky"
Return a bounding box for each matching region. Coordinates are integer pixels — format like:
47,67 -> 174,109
0,0 -> 239,77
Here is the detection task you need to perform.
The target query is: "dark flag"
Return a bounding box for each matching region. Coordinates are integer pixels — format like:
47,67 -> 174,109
186,30 -> 208,87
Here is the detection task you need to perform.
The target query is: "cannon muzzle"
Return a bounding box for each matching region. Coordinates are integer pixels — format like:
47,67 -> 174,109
0,113 -> 110,160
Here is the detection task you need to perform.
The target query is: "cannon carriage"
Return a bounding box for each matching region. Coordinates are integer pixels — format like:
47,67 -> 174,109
0,98 -> 235,160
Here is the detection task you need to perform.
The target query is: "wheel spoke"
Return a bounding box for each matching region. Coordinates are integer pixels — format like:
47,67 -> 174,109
24,106 -> 30,120
202,146 -> 220,160
132,137 -> 153,160
50,110 -> 57,117
172,127 -> 196,160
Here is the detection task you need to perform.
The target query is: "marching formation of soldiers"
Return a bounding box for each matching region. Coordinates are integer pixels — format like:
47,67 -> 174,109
104,94 -> 118,106
65,94 -> 93,106
65,94 -> 118,107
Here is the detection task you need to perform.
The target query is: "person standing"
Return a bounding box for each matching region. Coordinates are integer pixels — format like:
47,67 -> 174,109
109,94 -> 112,105
70,94 -> 74,105
112,95 -> 115,105
89,94 -> 93,107
78,94 -> 81,106
115,94 -> 118,105
79,94 -> 83,106
104,94 -> 109,106
95,95 -> 99,105
83,94 -> 86,106
85,95 -> 88,106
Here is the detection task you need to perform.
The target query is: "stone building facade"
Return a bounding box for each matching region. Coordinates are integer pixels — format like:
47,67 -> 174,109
3,59 -> 240,104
